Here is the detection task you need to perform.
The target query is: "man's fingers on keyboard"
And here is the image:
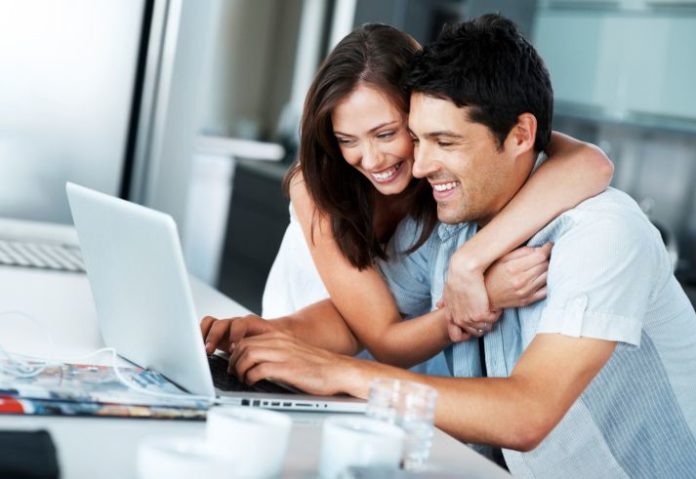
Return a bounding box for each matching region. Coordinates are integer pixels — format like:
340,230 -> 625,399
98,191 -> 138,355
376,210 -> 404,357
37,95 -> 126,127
229,318 -> 250,345
205,319 -> 232,354
200,316 -> 216,338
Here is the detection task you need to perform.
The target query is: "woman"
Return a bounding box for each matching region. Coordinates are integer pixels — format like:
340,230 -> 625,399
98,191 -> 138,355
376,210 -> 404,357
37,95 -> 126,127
201,24 -> 612,370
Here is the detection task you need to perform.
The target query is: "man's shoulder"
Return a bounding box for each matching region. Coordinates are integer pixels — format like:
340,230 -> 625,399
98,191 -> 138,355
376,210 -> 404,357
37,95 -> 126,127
529,188 -> 654,247
570,187 -> 640,214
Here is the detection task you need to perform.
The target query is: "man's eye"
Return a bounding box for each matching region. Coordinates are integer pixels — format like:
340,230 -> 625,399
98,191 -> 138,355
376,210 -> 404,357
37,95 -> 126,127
437,141 -> 452,147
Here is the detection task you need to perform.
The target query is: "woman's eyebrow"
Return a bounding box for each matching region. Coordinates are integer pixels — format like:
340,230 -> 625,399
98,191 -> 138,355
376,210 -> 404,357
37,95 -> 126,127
368,120 -> 399,133
334,120 -> 400,137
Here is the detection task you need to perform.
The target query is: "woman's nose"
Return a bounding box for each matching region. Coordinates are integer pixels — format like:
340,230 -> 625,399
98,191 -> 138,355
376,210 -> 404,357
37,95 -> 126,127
360,142 -> 384,170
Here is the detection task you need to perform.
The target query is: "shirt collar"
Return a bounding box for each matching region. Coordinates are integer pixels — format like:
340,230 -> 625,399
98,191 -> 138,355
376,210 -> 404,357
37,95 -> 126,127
436,222 -> 471,241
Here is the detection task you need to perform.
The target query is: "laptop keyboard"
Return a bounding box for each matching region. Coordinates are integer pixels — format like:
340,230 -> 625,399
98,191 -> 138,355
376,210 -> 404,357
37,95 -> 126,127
208,355 -> 295,395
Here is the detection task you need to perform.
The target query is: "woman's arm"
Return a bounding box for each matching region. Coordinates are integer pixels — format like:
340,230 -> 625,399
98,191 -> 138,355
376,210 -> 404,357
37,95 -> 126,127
202,174 -> 559,367
442,132 -> 613,336
286,174 -> 451,367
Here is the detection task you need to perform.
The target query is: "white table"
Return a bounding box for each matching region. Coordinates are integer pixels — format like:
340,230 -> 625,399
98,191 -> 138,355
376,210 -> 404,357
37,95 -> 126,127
0,224 -> 509,478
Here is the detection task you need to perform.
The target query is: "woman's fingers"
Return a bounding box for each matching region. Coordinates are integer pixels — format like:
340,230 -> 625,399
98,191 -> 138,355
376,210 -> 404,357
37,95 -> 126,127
463,325 -> 484,337
442,270 -> 491,327
507,242 -> 553,272
447,322 -> 469,342
527,286 -> 548,304
499,245 -> 536,262
527,270 -> 548,294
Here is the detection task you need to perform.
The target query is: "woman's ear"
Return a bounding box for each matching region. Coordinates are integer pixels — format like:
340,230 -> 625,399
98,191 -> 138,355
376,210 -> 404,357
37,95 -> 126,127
504,113 -> 537,155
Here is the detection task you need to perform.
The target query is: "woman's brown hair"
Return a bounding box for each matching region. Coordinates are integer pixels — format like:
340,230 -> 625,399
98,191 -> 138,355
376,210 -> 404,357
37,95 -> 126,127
284,24 -> 436,269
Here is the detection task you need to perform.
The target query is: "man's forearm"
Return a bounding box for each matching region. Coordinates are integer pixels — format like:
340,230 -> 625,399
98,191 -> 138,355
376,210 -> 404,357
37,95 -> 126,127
338,334 -> 616,451
342,359 -> 547,451
274,299 -> 362,355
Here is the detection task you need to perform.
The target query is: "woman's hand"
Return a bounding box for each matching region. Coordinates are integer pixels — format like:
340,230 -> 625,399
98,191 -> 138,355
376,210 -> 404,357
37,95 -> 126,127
229,331 -> 357,397
486,243 -> 552,310
200,315 -> 278,355
440,250 -> 502,339
441,243 -> 552,338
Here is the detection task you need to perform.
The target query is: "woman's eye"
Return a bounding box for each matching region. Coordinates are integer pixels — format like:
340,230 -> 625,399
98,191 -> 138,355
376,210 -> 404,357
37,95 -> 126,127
377,131 -> 394,140
336,138 -> 355,146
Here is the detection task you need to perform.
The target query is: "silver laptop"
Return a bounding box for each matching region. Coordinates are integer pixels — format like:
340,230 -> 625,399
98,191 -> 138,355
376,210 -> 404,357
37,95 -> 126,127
66,182 -> 365,413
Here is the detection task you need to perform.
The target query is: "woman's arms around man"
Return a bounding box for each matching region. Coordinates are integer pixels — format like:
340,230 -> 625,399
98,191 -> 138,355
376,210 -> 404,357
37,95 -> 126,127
202,133 -> 612,367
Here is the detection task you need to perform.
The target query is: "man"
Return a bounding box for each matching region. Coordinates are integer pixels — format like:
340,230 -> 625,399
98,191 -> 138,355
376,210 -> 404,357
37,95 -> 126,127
209,15 -> 696,477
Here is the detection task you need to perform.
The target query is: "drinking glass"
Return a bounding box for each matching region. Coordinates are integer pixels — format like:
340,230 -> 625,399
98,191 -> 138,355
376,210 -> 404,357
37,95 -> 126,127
365,378 -> 438,470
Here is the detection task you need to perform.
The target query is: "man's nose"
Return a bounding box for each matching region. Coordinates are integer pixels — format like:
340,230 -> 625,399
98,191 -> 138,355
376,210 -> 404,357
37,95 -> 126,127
412,142 -> 434,179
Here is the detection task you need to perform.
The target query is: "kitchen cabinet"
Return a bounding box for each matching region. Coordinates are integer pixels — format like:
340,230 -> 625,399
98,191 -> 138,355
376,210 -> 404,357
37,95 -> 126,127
217,160 -> 290,313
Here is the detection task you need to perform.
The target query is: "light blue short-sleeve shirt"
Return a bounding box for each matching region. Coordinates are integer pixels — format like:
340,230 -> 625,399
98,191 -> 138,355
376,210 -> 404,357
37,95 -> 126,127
380,188 -> 696,478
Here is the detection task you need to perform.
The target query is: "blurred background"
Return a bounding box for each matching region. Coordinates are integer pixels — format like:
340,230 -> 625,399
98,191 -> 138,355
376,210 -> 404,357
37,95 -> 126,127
1,0 -> 695,313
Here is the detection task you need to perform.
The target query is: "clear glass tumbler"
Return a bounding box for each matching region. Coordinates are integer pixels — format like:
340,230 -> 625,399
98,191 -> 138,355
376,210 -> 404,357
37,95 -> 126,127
365,378 -> 438,470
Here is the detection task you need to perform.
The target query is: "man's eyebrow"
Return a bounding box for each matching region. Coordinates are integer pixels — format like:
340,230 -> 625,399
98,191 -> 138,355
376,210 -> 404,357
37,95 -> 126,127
424,131 -> 464,139
334,121 -> 399,137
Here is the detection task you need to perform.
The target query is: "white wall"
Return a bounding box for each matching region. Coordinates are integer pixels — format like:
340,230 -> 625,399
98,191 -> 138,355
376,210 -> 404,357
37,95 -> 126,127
199,0 -> 303,139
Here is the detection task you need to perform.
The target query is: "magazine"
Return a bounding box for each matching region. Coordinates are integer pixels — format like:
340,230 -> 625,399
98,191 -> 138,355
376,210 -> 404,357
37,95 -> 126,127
0,359 -> 209,419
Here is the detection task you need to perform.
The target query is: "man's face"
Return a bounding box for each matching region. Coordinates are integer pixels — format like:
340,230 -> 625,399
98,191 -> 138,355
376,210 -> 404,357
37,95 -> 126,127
408,92 -> 518,225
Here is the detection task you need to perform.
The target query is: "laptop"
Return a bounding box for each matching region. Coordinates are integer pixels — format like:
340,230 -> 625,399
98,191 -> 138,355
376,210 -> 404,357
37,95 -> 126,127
66,182 -> 365,413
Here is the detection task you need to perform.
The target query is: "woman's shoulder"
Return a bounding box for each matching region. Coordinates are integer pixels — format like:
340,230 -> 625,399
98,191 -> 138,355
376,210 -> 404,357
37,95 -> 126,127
287,169 -> 306,199
288,171 -> 313,216
287,170 -> 333,234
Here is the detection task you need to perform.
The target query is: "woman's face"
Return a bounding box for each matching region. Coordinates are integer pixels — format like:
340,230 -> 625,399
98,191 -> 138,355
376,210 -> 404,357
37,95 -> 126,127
331,84 -> 414,196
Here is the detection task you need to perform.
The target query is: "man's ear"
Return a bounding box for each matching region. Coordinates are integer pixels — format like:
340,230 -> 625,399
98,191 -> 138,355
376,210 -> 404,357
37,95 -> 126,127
504,113 -> 537,155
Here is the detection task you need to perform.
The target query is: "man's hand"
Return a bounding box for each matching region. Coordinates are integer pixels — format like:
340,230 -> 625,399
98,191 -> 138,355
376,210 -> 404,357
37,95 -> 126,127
200,315 -> 278,355
229,331 -> 355,396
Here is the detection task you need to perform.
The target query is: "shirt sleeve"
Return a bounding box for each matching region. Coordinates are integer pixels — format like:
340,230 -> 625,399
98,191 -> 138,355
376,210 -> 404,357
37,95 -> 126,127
537,211 -> 663,347
378,218 -> 436,318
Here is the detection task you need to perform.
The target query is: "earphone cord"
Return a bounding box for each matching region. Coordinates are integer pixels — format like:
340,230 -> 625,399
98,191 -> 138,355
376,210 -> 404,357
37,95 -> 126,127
0,310 -> 220,405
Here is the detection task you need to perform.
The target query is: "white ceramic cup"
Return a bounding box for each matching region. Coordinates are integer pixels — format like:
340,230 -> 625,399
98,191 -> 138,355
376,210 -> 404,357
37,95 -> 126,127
137,436 -> 235,479
318,416 -> 405,479
206,406 -> 293,478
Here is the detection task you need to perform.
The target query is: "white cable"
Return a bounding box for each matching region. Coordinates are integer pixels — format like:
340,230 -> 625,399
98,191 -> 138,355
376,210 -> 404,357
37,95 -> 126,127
0,310 -> 221,406
0,310 -> 54,378
101,346 -> 218,405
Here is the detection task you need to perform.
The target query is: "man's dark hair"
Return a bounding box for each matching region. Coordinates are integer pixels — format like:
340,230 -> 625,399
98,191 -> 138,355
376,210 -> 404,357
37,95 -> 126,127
403,14 -> 553,152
